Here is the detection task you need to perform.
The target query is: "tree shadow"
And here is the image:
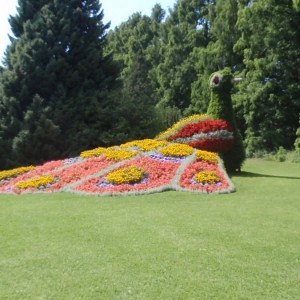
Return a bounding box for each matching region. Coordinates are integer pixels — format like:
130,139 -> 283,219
231,171 -> 300,180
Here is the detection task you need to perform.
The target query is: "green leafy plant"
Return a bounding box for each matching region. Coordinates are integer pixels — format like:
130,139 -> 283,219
275,146 -> 287,162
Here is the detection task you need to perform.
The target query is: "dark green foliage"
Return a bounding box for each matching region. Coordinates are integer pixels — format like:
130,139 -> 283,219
106,9 -> 165,136
1,0 -> 299,169
188,0 -> 243,115
294,117 -> 300,153
11,95 -> 61,165
234,0 -> 300,156
0,0 -> 119,168
294,0 -> 300,10
275,146 -> 287,162
207,68 -> 246,172
108,0 -> 299,157
112,55 -> 163,142
155,0 -> 211,115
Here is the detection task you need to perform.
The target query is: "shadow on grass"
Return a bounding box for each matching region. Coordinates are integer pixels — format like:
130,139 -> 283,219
231,171 -> 300,180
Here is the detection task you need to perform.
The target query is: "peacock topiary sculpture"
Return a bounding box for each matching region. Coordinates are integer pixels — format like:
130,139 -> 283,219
207,68 -> 246,172
0,69 -> 246,196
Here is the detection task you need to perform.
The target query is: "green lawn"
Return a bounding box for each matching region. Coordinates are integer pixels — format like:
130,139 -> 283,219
0,159 -> 299,299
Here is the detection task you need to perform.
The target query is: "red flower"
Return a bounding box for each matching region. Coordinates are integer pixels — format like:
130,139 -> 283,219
179,161 -> 230,193
168,119 -> 233,139
167,119 -> 234,153
73,156 -> 181,194
188,138 -> 234,153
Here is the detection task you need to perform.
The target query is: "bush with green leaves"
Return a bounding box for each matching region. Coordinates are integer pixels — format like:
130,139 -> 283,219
275,147 -> 287,162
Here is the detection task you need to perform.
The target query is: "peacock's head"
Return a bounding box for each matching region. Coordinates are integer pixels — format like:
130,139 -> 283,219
209,68 -> 242,93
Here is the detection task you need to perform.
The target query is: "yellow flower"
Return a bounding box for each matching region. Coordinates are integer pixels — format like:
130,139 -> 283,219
15,175 -> 55,189
80,147 -> 107,158
120,139 -> 168,151
194,171 -> 220,184
0,166 -> 35,181
156,114 -> 209,140
104,149 -> 138,161
195,150 -> 218,164
106,166 -> 145,185
159,143 -> 193,157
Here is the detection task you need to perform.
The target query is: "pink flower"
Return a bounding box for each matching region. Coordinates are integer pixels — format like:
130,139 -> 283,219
179,161 -> 230,192
73,157 -> 181,194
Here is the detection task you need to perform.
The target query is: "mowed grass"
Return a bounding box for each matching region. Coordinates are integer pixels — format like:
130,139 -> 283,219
0,159 -> 299,299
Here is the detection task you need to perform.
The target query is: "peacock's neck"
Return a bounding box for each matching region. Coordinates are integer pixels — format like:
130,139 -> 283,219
207,91 -> 235,128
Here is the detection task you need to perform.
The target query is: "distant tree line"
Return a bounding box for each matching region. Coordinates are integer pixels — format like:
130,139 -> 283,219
0,0 -> 299,169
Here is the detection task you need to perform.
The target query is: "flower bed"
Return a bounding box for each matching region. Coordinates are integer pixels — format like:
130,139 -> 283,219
159,143 -> 193,157
169,119 -> 233,138
80,147 -> 107,158
179,161 -> 232,193
15,175 -> 56,190
80,146 -> 139,160
120,139 -> 168,151
189,138 -> 234,153
156,114 -> 208,140
0,116 -> 236,196
0,159 -> 66,192
194,171 -> 221,185
104,149 -> 139,161
72,156 -> 181,195
195,150 -> 218,164
1,156 -> 117,194
0,144 -> 234,195
0,166 -> 35,184
21,156 -> 118,193
106,166 -> 145,185
158,118 -> 234,153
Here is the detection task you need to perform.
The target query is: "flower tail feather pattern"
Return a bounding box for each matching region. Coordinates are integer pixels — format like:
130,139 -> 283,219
0,138 -> 234,196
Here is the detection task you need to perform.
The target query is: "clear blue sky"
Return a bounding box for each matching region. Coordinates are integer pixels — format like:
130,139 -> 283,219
0,0 -> 177,62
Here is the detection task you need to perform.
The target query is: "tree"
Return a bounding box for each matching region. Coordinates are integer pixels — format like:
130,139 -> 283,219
106,8 -> 165,138
155,0 -> 211,116
188,0 -> 243,115
293,0 -> 300,11
114,56 -> 163,140
11,95 -> 61,165
0,0 -> 118,168
234,0 -> 300,155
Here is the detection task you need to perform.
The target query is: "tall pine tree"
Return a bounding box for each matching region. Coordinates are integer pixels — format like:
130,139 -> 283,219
234,0 -> 300,155
0,0 -> 118,168
106,8 -> 165,138
156,0 -> 211,115
188,0 -> 242,115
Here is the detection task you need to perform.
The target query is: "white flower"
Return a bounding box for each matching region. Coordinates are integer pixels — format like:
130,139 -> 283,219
210,73 -> 223,87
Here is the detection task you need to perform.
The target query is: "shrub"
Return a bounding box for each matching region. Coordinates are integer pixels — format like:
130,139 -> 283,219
292,151 -> 300,163
275,147 -> 287,162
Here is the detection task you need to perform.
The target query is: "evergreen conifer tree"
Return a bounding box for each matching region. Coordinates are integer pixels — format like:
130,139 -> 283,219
188,0 -> 242,115
234,0 -> 300,155
106,9 -> 165,138
0,0 -> 118,168
155,0 -> 211,115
